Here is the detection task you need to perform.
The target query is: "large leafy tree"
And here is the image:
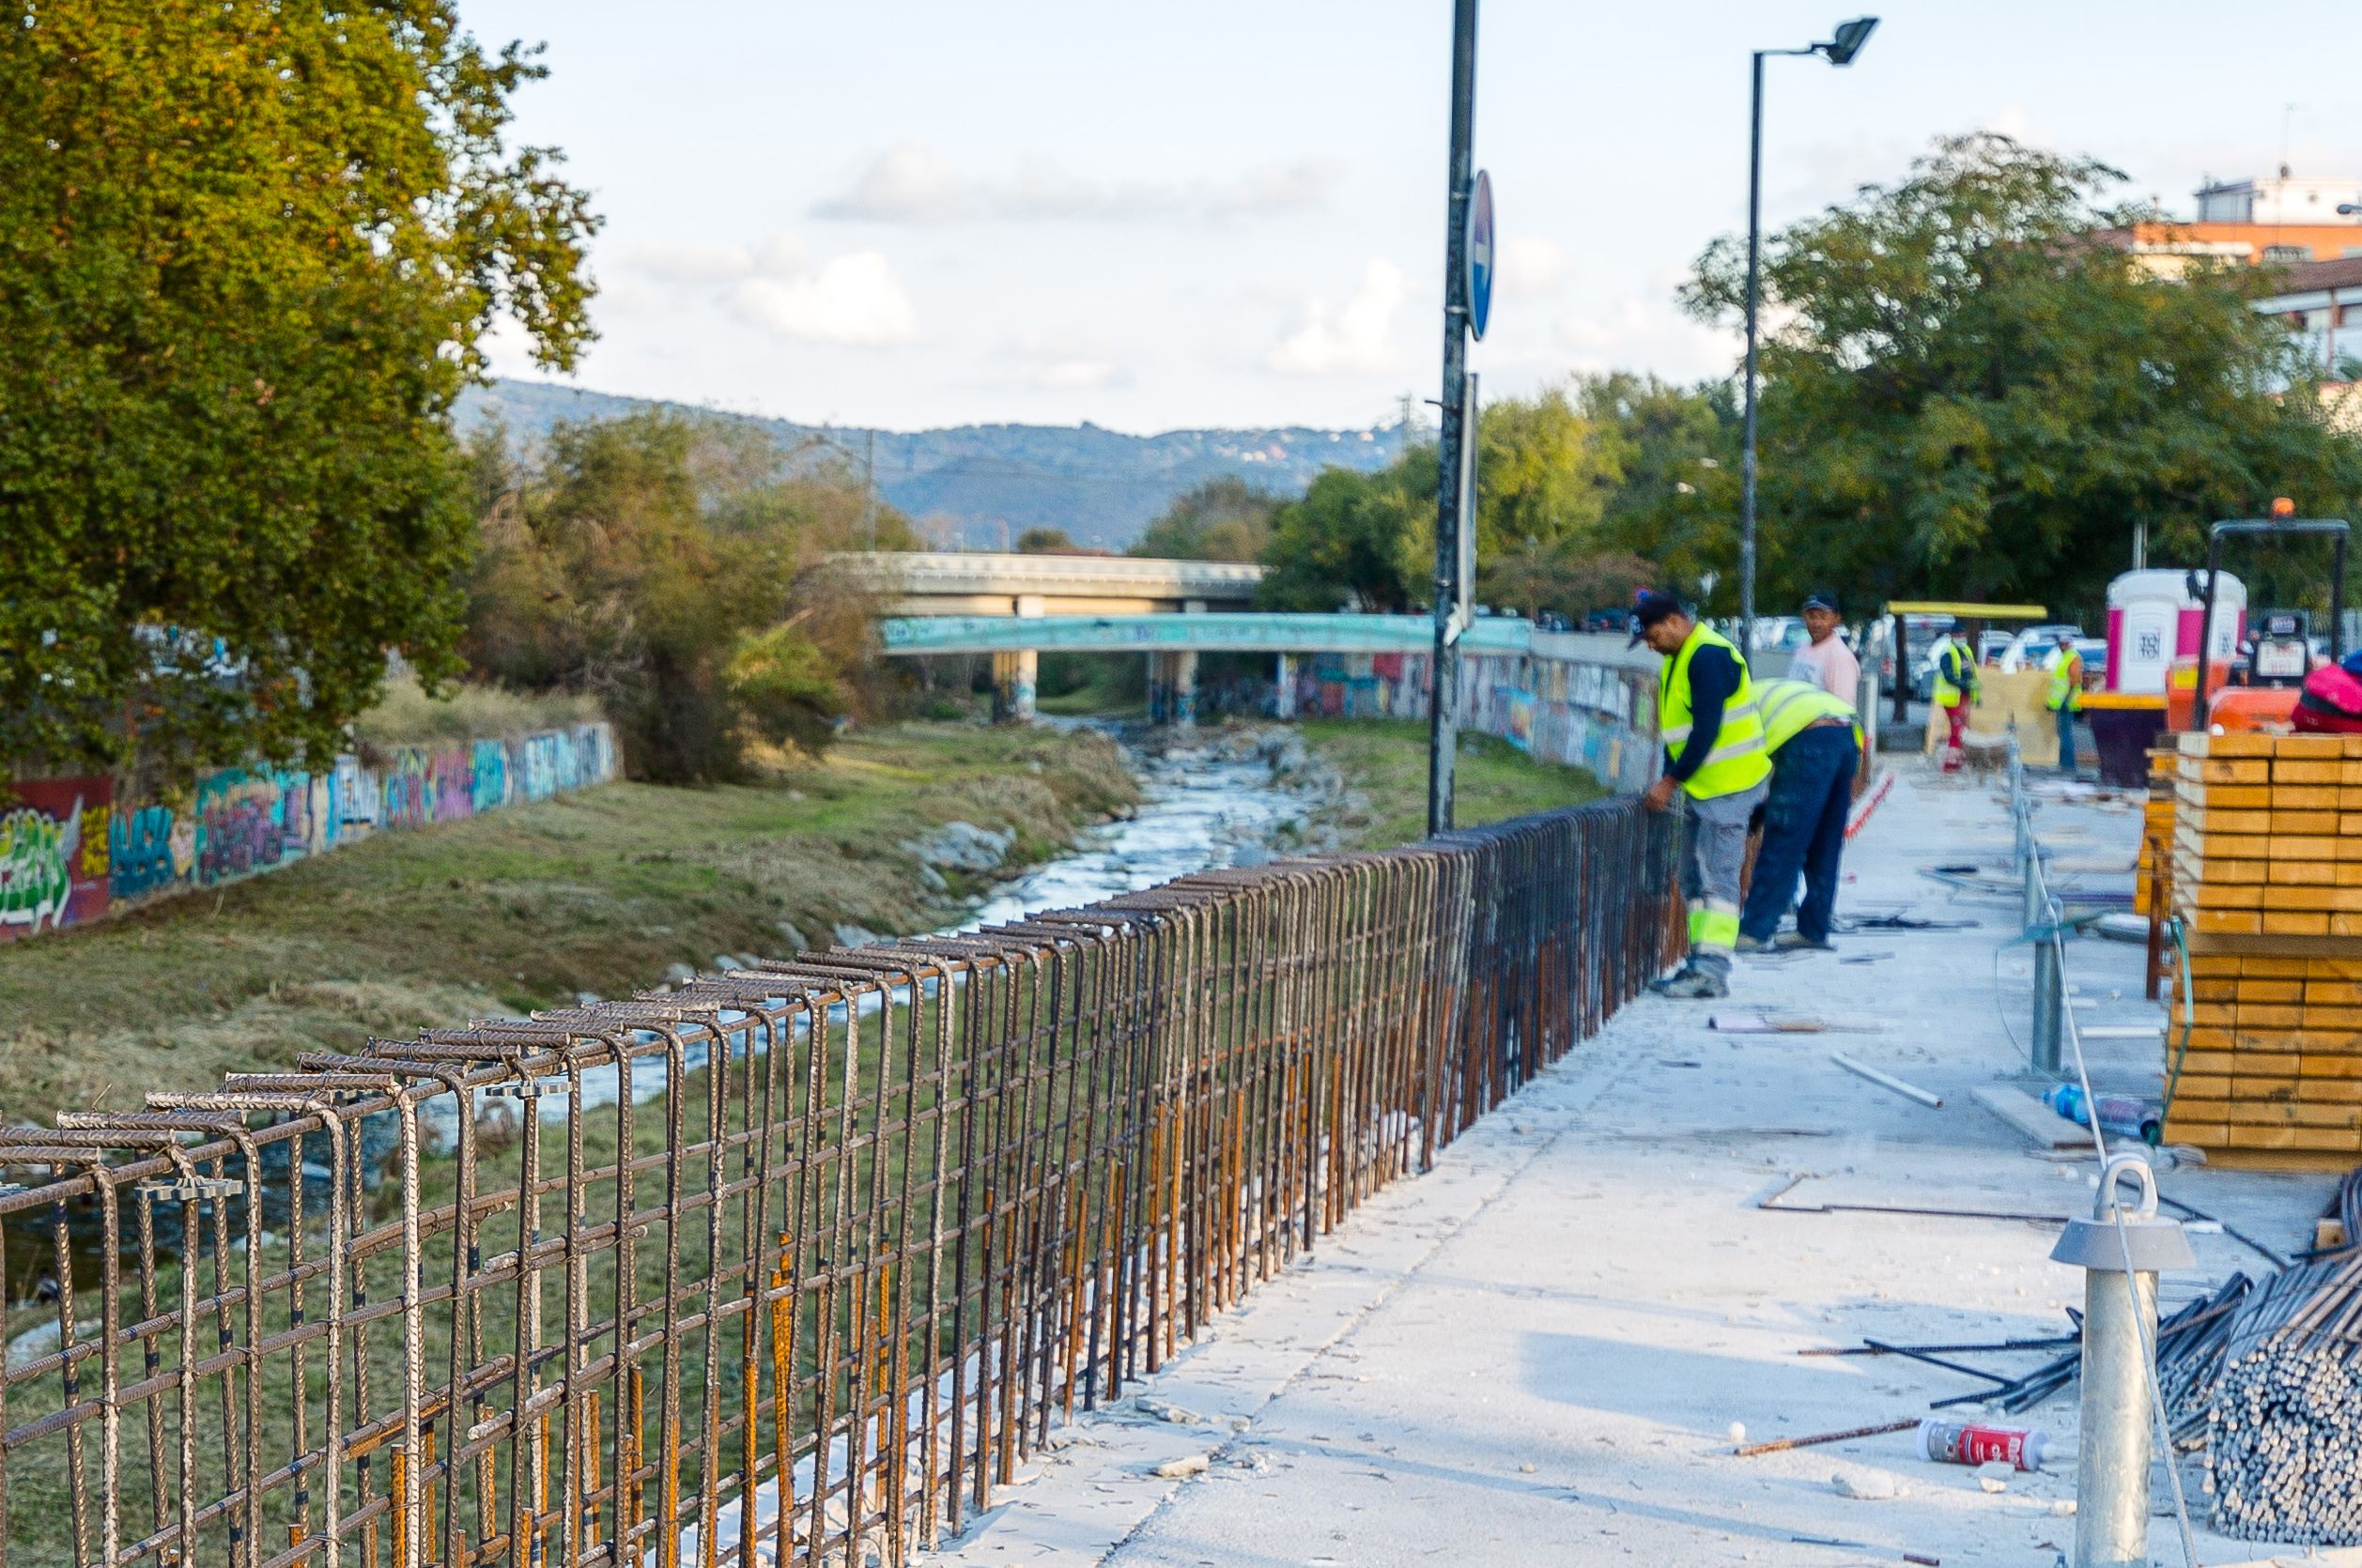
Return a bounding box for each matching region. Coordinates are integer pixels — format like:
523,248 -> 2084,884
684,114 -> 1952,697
467,411 -> 897,783
1130,476 -> 1278,562
0,3 -> 598,779
1681,134 -> 2362,620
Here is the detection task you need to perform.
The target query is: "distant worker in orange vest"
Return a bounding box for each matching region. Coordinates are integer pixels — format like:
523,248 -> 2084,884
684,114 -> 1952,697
2046,630 -> 2084,774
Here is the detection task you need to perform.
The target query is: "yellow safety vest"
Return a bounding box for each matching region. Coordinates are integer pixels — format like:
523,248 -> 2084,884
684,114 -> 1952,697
1755,677 -> 1861,753
2046,649 -> 2084,713
1659,623 -> 1771,800
1932,638 -> 1973,708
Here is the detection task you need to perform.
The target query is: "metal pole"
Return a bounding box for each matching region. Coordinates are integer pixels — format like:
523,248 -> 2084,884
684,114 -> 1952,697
1738,49 -> 1767,664
2076,1267 -> 2160,1567
1427,0 -> 1478,838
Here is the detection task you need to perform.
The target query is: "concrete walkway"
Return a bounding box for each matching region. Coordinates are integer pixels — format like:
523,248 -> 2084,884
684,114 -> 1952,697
915,762 -> 2335,1568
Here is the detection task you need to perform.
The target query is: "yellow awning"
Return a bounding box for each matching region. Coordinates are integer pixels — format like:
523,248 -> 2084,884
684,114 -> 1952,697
1887,600 -> 2049,620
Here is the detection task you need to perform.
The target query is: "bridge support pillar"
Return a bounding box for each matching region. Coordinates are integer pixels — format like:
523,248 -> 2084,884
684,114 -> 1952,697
1173,649 -> 1197,728
1274,653 -> 1296,719
991,649 -> 1038,722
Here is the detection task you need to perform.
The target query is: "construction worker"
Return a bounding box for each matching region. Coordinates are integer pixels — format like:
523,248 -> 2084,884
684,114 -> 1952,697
1929,623 -> 1978,773
2046,630 -> 2084,774
1635,591 -> 1771,999
1737,678 -> 1863,953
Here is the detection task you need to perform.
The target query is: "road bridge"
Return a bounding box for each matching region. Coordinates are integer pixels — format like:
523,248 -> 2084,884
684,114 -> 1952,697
877,609 -> 1534,722
837,551 -> 1268,720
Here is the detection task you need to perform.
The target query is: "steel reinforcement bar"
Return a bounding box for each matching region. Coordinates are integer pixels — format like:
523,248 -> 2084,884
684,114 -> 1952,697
0,799 -> 1678,1568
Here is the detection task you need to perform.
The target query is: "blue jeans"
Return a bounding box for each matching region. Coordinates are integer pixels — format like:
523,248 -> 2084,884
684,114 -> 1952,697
1740,725 -> 1859,944
2055,705 -> 2077,772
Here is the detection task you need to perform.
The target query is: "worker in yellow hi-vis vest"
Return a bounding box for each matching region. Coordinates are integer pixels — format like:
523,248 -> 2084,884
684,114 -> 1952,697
1634,591 -> 1771,999
1737,678 -> 1862,954
2046,629 -> 2085,775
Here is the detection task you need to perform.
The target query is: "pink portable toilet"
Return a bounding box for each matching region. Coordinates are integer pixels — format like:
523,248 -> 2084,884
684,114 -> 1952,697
2106,569 -> 2245,694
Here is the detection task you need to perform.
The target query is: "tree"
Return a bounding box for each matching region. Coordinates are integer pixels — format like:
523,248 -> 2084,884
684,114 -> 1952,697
0,4 -> 597,780
1257,384 -> 1681,617
1131,476 -> 1280,562
1682,133 -> 2362,619
466,412 -> 884,783
1257,461 -> 1433,612
1014,527 -> 1076,554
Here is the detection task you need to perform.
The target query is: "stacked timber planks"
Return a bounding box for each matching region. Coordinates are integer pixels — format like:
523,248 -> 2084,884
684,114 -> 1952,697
2138,746 -> 2177,919
2164,733 -> 2362,1155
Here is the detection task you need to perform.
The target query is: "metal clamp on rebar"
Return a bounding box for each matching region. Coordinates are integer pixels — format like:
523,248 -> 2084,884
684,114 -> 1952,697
2050,1154 -> 2194,1275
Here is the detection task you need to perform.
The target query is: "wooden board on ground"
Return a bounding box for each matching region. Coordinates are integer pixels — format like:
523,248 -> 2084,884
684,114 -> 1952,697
1970,1084 -> 2086,1148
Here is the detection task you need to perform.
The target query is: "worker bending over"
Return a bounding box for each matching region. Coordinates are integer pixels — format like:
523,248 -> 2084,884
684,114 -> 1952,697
1635,591 -> 1771,999
1737,678 -> 1862,953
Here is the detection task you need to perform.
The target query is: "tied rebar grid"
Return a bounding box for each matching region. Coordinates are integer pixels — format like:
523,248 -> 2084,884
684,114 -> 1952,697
0,801 -> 1679,1568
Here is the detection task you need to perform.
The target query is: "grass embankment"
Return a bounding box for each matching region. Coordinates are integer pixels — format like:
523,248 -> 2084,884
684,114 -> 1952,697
0,722 -> 1135,1130
1293,718 -> 1612,849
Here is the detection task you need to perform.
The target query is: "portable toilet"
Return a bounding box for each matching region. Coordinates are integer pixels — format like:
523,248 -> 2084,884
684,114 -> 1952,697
2106,568 -> 2246,694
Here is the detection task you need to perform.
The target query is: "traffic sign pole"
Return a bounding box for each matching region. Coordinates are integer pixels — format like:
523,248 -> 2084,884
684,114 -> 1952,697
1427,0 -> 1480,839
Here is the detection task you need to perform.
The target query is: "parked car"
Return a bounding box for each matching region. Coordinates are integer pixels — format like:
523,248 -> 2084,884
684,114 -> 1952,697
1978,629 -> 2015,664
1997,623 -> 2086,673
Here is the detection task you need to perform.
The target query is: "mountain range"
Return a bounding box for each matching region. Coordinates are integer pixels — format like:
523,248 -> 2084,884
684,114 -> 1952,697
457,380 -> 1409,549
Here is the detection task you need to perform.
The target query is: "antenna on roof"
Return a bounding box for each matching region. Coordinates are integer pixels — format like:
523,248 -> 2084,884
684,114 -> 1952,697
2282,101 -> 2299,180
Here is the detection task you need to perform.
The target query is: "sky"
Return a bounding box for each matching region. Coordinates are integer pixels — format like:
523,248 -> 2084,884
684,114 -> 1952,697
464,0 -> 2362,436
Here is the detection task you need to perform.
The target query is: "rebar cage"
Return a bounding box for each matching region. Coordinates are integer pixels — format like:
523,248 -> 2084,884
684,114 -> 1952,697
0,799 -> 1679,1568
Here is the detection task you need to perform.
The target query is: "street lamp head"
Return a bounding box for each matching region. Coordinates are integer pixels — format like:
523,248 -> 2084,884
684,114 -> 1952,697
1818,16 -> 1878,65
2340,203 -> 2362,216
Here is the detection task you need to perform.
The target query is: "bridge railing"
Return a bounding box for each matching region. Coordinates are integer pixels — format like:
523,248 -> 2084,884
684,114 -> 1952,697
0,800 -> 1678,1568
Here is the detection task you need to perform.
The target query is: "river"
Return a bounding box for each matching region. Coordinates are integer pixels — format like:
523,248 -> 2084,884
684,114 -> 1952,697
959,722 -> 1314,930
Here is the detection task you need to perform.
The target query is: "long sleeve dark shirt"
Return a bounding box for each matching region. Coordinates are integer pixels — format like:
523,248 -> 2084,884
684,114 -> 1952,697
1664,643 -> 1740,784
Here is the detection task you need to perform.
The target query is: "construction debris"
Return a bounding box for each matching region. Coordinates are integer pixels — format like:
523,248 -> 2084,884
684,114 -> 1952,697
1831,1052 -> 1945,1108
1731,1417 -> 1919,1458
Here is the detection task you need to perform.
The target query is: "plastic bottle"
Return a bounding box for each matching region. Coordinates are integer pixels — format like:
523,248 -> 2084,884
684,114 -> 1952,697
1916,1418 -> 2048,1472
2043,1084 -> 2163,1146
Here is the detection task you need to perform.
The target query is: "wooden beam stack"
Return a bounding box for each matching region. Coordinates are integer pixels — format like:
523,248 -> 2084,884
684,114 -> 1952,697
2163,732 -> 2362,1155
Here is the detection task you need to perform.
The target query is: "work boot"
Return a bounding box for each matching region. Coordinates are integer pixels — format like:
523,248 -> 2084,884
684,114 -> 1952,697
1649,966 -> 1728,1000
1773,931 -> 1834,952
1734,934 -> 1768,953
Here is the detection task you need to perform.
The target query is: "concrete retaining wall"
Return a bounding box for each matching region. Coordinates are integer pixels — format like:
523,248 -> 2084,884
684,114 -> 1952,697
1281,632 -> 1662,793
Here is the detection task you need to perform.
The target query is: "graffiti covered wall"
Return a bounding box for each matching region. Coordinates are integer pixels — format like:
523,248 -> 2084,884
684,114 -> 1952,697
0,778 -> 113,941
14,722 -> 619,938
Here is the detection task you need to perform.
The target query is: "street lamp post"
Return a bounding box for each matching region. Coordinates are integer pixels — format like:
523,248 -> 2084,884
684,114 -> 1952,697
1738,16 -> 1877,661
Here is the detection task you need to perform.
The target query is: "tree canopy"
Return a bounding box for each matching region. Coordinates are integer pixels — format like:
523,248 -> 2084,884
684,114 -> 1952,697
1131,476 -> 1281,562
1256,380 -> 1725,617
1677,133 -> 2362,619
466,412 -> 907,783
0,3 -> 598,779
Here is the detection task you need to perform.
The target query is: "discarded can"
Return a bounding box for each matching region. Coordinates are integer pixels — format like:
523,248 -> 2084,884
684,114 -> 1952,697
1916,1418 -> 2048,1472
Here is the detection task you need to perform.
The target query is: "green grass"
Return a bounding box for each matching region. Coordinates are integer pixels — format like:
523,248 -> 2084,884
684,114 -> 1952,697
1294,718 -> 1611,849
0,723 -> 1136,1131
352,674 -> 607,746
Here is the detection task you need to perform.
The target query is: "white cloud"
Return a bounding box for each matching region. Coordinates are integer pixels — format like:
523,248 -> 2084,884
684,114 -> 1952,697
1555,294 -> 1735,380
1005,331 -> 1135,392
1264,260 -> 1408,377
732,253 -> 919,346
617,236 -> 921,346
1499,237 -> 1571,296
630,236 -> 806,285
813,143 -> 1340,223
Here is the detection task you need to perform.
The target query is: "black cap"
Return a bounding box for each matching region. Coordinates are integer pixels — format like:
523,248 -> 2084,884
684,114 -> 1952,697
1803,590 -> 1840,613
1629,589 -> 1686,645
